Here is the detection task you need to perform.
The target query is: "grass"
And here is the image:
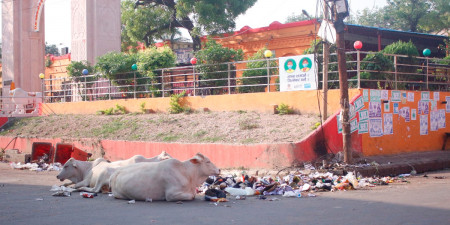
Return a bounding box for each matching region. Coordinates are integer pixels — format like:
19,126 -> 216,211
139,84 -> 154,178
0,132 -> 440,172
241,138 -> 256,144
238,119 -> 259,130
201,136 -> 223,143
193,130 -> 207,138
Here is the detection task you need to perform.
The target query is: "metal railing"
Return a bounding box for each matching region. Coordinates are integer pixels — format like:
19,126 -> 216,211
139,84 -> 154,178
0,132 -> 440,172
41,51 -> 450,103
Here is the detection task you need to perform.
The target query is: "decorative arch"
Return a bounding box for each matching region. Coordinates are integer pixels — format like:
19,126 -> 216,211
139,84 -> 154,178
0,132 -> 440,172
33,0 -> 46,32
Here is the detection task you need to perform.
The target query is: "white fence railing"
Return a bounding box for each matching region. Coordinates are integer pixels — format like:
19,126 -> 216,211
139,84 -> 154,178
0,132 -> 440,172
41,51 -> 450,103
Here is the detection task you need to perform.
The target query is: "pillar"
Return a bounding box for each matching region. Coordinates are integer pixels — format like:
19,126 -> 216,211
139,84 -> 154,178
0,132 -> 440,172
71,0 -> 121,64
2,0 -> 45,95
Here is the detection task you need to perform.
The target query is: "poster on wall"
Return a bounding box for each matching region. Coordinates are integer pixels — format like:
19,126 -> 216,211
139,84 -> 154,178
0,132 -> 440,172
430,111 -> 438,131
359,109 -> 369,121
354,96 -> 364,111
419,101 -> 429,115
421,91 -> 430,101
391,91 -> 401,102
411,109 -> 417,121
393,103 -> 399,114
420,114 -> 428,135
279,54 -> 317,91
381,90 -> 389,100
369,118 -> 383,137
349,104 -> 356,119
369,102 -> 382,118
438,109 -> 446,129
363,89 -> 369,102
431,101 -> 437,112
383,113 -> 393,135
337,114 -> 342,133
404,107 -> 410,122
350,118 -> 358,133
384,102 -> 390,112
401,92 -> 407,104
447,96 -> 450,113
370,89 -> 381,102
407,92 -> 414,102
359,121 -> 368,134
434,92 -> 440,101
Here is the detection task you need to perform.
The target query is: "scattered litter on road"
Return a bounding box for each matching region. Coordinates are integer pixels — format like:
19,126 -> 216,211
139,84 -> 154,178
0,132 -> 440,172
35,198 -> 43,201
50,185 -> 76,193
145,198 -> 153,202
52,191 -> 71,197
128,200 -> 136,204
10,162 -> 62,171
80,192 -> 96,198
176,201 -> 183,204
434,176 -> 445,179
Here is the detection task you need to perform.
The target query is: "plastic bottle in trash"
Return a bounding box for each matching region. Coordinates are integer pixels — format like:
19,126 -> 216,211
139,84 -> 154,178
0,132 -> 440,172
297,193 -> 302,198
224,187 -> 247,196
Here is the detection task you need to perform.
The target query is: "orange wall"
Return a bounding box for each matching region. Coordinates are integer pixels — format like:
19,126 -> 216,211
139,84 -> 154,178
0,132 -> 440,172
41,89 -> 360,115
360,89 -> 450,155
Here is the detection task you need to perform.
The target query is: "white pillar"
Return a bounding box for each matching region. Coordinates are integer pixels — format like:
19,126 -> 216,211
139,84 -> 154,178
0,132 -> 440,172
71,0 -> 121,64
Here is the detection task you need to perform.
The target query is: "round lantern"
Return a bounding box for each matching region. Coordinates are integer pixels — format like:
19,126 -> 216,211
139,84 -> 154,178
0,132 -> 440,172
423,48 -> 431,57
264,50 -> 273,58
131,64 -> 138,71
82,69 -> 89,75
190,57 -> 197,65
39,73 -> 45,79
353,41 -> 363,50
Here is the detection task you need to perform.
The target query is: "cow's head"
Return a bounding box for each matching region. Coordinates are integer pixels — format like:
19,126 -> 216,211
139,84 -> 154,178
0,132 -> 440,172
157,151 -> 172,161
56,158 -> 80,182
190,153 -> 220,176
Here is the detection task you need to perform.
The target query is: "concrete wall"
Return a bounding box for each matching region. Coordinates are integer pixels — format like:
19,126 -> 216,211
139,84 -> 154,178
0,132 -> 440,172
41,89 -> 360,115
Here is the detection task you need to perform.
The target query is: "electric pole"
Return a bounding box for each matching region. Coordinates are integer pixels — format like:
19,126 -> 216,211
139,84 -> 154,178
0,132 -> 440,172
332,0 -> 352,164
322,0 -> 329,123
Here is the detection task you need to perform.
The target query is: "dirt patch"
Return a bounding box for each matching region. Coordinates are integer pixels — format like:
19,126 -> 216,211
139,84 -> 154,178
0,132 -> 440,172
0,111 -> 320,144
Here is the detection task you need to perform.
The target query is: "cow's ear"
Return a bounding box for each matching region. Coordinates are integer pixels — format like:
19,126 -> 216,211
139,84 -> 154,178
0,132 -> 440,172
190,158 -> 200,164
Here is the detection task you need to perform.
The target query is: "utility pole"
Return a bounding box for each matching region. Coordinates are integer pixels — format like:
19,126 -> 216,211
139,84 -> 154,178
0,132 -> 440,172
322,0 -> 329,123
332,0 -> 352,164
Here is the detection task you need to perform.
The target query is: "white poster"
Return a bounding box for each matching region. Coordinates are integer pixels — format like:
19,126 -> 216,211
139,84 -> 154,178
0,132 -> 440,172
438,109 -> 446,129
384,102 -> 390,112
337,115 -> 342,133
369,118 -> 383,137
359,121 -> 368,134
350,118 -> 358,133
279,55 -> 317,91
370,89 -> 381,102
434,92 -> 440,101
369,102 -> 382,118
381,90 -> 389,100
430,111 -> 438,132
420,114 -> 428,135
383,113 -> 393,135
411,109 -> 417,121
354,96 -> 364,112
446,96 -> 450,113
359,109 -> 369,121
363,89 -> 369,102
407,92 -> 414,102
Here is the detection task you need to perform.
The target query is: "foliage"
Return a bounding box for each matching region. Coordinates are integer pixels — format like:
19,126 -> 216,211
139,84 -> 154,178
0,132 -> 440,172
311,122 -> 321,130
129,0 -> 257,50
140,102 -> 146,114
169,91 -> 187,114
355,0 -> 449,34
67,61 -> 95,80
96,104 -> 127,115
137,46 -> 176,78
360,52 -> 395,89
195,38 -> 243,94
239,48 -> 278,93
277,103 -> 294,115
382,40 -> 419,73
45,55 -> 53,67
285,12 -> 311,23
45,42 -> 59,55
95,52 -> 138,79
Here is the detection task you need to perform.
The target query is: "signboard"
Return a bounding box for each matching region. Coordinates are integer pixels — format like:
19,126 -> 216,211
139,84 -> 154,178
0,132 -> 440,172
279,54 -> 317,91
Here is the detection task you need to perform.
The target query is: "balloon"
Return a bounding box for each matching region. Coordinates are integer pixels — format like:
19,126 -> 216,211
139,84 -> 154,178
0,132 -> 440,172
82,69 -> 89,75
264,50 -> 273,58
423,48 -> 431,57
353,41 -> 363,50
190,57 -> 197,65
131,64 -> 138,71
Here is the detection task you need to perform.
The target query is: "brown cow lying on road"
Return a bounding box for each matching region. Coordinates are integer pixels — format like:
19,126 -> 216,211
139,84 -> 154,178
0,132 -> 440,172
110,153 -> 220,201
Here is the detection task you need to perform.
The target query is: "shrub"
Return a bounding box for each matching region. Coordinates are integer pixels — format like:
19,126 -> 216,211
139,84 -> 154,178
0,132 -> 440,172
239,48 -> 278,93
140,102 -> 146,114
277,103 -> 294,115
67,60 -> 95,81
195,38 -> 243,94
169,91 -> 186,114
360,52 -> 395,89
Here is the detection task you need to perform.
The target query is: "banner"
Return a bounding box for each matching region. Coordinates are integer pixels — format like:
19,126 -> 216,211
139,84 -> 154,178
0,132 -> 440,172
279,54 -> 317,91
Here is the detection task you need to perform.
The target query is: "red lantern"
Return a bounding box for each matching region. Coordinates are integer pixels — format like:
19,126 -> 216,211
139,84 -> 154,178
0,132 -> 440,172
354,41 -> 363,50
190,57 -> 197,65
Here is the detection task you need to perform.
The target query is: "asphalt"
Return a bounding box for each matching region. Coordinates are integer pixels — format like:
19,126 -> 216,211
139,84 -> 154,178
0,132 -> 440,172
348,150 -> 450,177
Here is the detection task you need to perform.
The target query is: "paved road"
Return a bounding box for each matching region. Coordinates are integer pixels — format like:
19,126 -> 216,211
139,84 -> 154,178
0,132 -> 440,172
0,164 -> 449,225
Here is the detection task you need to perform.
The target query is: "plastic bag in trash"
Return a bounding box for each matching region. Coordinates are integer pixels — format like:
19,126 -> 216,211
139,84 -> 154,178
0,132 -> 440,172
224,187 -> 247,196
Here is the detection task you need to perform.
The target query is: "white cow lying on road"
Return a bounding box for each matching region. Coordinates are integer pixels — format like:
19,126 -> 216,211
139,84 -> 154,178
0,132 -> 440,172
110,153 -> 220,201
76,151 -> 172,193
56,158 -> 107,187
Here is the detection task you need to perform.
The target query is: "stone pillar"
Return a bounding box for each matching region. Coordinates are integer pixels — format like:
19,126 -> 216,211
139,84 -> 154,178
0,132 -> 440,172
71,0 -> 121,64
2,0 -> 45,95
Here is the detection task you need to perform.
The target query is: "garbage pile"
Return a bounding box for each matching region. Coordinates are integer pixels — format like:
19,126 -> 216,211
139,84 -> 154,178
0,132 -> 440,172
200,169 -> 404,201
9,162 -> 62,171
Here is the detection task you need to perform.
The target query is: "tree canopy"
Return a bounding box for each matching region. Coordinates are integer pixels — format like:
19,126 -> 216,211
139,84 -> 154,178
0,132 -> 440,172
355,0 -> 449,34
121,0 -> 257,51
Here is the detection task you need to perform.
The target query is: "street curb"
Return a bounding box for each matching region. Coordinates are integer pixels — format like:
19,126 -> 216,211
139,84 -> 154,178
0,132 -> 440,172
354,158 -> 450,177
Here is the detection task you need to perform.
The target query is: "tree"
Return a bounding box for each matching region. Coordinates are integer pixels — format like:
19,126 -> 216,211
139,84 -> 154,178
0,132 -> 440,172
355,0 -> 449,34
125,0 -> 257,51
45,42 -> 59,56
285,12 -> 311,23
